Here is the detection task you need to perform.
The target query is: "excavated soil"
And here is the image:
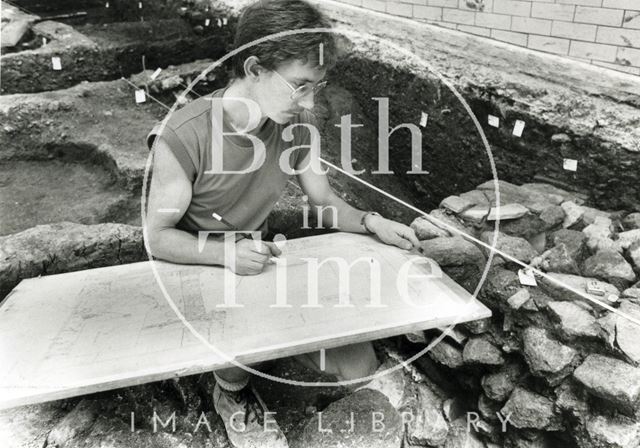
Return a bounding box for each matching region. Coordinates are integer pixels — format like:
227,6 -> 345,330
0,159 -> 139,235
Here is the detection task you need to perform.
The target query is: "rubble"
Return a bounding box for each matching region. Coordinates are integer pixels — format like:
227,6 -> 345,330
500,387 -> 563,431
522,327 -> 578,386
294,389 -> 403,448
582,250 -> 637,291
546,301 -> 600,340
462,337 -> 505,367
573,354 -> 640,416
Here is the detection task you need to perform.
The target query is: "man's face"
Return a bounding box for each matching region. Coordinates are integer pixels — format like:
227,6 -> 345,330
255,59 -> 327,124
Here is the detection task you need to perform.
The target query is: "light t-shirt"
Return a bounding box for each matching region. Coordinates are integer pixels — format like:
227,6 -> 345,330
147,87 -> 313,235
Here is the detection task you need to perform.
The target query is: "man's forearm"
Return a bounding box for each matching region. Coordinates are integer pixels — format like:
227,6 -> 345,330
314,191 -> 369,233
147,227 -> 225,265
314,191 -> 418,250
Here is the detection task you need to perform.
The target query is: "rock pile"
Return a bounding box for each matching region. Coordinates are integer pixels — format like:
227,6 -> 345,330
403,180 -> 640,448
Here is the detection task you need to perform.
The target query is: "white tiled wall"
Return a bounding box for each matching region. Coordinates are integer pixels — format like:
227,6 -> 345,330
334,0 -> 640,75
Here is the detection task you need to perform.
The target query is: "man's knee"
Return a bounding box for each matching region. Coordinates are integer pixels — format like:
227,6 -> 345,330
215,366 -> 250,383
332,342 -> 379,381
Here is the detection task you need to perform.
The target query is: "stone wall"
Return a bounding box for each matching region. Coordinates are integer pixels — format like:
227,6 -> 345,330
404,180 -> 640,447
332,0 -> 640,76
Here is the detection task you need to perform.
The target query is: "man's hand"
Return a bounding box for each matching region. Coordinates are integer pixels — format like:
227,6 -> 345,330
230,238 -> 282,275
365,214 -> 420,250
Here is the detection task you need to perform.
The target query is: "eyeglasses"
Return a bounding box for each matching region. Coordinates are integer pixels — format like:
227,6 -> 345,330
271,70 -> 327,101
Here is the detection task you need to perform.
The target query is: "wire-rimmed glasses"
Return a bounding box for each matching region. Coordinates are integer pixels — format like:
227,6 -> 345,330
271,70 -> 327,101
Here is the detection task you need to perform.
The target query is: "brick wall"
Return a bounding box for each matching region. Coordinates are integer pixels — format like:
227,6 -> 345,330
334,0 -> 640,76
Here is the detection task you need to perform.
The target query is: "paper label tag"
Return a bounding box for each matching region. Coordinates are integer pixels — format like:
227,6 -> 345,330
223,17 -> 228,25
105,1 -> 109,7
512,120 -> 525,137
150,68 -> 162,80
135,89 -> 146,104
585,280 -> 605,296
51,57 -> 62,70
217,18 -> 223,27
138,2 -> 142,8
420,112 -> 428,127
205,18 -> 210,26
563,158 -> 578,171
488,115 -> 500,128
518,268 -> 537,287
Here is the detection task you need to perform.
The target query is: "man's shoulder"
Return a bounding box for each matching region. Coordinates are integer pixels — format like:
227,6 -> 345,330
146,94 -> 215,152
166,95 -> 213,132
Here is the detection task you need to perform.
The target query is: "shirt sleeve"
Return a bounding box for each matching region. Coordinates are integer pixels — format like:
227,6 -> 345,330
146,121 -> 198,182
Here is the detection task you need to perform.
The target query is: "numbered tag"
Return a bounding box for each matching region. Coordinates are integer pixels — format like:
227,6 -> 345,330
518,268 -> 537,287
222,17 -> 228,25
138,1 -> 142,8
42,37 -> 47,45
150,68 -> 162,81
420,112 -> 428,128
105,1 -> 109,7
488,115 -> 500,128
563,158 -> 578,171
585,280 -> 605,296
512,120 -> 525,137
51,57 -> 62,70
135,89 -> 146,104
205,18 -> 210,26
217,18 -> 223,27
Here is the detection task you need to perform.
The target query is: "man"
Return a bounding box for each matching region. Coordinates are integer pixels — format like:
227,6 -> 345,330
146,1 -> 419,446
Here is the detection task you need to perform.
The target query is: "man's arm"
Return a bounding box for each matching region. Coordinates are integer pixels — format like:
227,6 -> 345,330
295,151 -> 419,250
146,138 -> 224,265
146,138 -> 279,274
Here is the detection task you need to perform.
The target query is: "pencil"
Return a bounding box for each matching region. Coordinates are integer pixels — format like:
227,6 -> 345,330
211,212 -> 277,263
211,212 -> 238,230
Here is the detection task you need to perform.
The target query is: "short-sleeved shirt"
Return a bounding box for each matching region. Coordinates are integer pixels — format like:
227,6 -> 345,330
147,87 -> 313,235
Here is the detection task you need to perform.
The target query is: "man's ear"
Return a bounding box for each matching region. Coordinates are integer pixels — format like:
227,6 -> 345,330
244,56 -> 264,81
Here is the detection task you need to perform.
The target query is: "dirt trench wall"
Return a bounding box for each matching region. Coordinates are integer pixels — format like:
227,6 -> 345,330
1,17 -> 233,94
320,7 -> 640,212
334,55 -> 640,212
210,0 -> 640,212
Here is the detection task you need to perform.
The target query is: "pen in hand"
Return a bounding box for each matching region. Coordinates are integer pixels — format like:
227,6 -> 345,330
211,212 -> 280,264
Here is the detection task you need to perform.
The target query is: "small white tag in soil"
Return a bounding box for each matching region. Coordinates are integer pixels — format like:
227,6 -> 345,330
563,159 -> 578,171
205,18 -> 210,26
135,90 -> 146,104
105,2 -> 109,7
150,68 -> 162,80
518,268 -> 537,287
217,18 -> 223,27
138,2 -> 142,8
488,115 -> 500,128
51,57 -> 62,70
420,112 -> 428,127
512,120 -> 525,137
223,17 -> 228,25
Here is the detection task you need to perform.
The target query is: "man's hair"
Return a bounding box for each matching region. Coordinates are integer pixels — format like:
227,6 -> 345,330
231,0 -> 337,78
